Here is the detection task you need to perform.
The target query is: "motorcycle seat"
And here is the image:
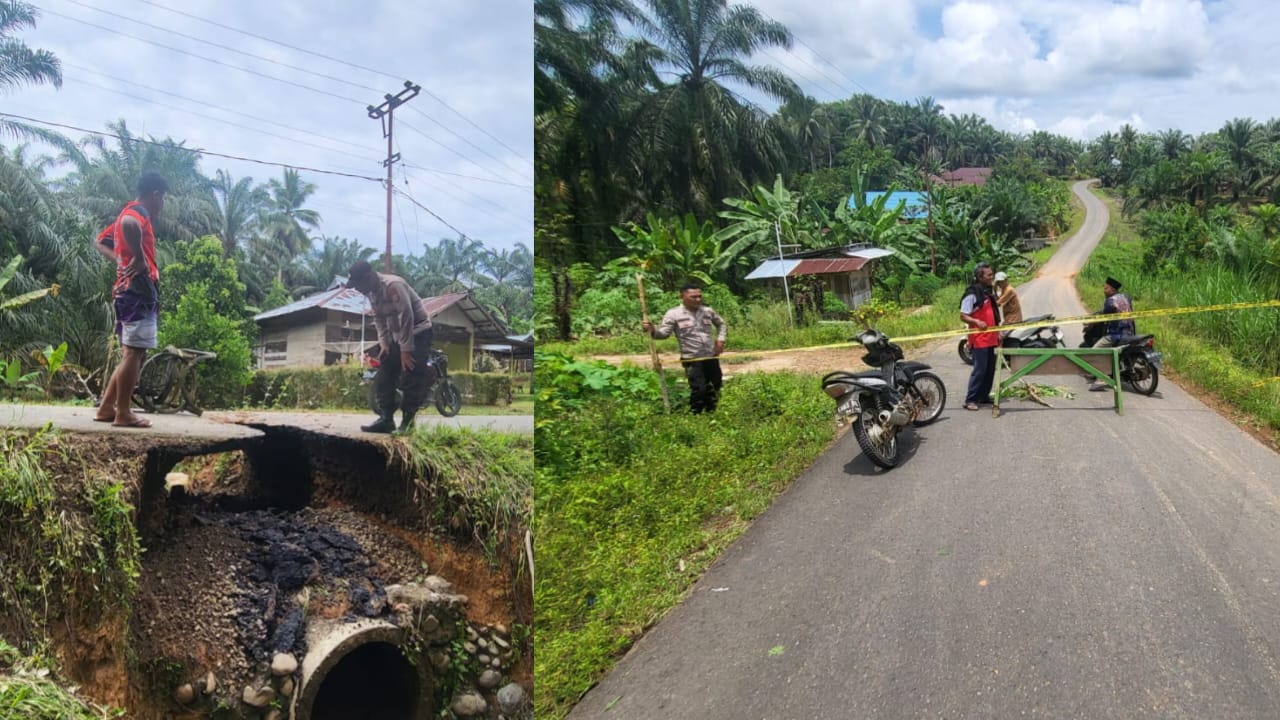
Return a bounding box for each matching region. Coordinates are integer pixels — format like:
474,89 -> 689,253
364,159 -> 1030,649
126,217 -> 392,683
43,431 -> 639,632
1114,333 -> 1153,345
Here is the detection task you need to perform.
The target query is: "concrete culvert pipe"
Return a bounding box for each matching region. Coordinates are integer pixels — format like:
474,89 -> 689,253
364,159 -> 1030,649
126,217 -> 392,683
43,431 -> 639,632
293,618 -> 434,720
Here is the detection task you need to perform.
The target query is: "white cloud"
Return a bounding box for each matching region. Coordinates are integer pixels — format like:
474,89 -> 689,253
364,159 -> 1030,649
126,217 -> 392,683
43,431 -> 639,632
911,0 -> 1210,97
1045,0 -> 1209,79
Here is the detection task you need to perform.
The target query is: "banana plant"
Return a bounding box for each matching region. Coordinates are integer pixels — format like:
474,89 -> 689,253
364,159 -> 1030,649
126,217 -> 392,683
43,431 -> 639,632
611,212 -> 724,290
0,255 -> 58,313
715,175 -> 817,273
35,342 -> 69,399
1,358 -> 41,399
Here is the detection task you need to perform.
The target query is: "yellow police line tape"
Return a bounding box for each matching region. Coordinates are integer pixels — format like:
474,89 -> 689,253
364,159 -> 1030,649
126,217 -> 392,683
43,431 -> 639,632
662,298 -> 1280,365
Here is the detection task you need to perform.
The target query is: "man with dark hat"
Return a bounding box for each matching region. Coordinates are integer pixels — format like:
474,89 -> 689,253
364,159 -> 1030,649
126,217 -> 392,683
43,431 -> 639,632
345,261 -> 434,433
1083,276 -> 1136,390
1092,276 -> 1135,347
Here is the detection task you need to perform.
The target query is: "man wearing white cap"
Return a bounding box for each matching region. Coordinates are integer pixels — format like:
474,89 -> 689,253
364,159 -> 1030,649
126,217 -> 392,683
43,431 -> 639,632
994,271 -> 1022,326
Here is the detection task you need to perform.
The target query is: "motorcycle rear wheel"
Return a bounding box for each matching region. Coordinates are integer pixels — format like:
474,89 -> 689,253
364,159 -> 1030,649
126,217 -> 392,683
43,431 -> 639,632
1127,356 -> 1159,395
435,378 -> 462,417
958,338 -> 973,365
852,405 -> 900,469
909,371 -> 947,426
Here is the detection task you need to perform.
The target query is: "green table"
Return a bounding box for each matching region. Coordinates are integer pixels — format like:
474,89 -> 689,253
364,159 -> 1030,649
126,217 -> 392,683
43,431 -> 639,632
992,346 -> 1123,417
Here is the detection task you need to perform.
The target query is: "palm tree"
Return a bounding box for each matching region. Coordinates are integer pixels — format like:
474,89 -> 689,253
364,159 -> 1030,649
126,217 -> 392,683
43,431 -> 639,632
1217,117 -> 1258,201
63,120 -> 219,241
535,0 -> 659,265
634,0 -> 801,215
289,236 -> 375,296
0,1 -> 69,146
847,94 -> 888,149
261,168 -> 321,258
210,170 -> 268,257
1158,129 -> 1191,160
436,235 -> 487,290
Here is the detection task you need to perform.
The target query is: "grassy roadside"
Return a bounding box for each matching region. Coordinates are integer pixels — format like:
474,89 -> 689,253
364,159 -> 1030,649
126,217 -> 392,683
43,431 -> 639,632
534,367 -> 836,719
1081,188 -> 1280,448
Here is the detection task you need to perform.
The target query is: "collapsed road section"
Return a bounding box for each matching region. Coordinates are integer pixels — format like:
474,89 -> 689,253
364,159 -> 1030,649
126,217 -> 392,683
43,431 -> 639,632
0,408 -> 531,719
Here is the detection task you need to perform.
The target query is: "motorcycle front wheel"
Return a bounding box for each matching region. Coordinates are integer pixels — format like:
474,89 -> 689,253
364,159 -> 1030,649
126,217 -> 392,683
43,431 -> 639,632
909,371 -> 947,426
958,338 -> 973,365
852,404 -> 900,469
435,378 -> 462,417
1127,356 -> 1159,395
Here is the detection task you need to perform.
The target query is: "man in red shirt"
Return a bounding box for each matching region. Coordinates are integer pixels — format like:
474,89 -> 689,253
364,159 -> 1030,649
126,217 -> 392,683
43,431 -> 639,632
959,262 -> 1001,411
93,172 -> 168,428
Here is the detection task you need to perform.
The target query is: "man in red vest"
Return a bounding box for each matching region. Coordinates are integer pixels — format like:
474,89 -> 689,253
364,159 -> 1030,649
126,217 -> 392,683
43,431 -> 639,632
93,171 -> 168,428
959,262 -> 1001,411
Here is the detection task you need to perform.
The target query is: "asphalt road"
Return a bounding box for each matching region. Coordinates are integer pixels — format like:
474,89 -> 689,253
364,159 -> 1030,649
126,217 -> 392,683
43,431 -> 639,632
568,181 -> 1280,719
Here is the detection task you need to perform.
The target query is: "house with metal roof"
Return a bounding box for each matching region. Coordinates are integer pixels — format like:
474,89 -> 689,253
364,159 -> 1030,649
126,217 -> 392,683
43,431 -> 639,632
930,167 -> 993,187
252,279 -> 510,371
744,244 -> 895,310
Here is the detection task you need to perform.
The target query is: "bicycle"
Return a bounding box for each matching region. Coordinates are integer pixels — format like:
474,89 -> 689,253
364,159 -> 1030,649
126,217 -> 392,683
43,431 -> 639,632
133,346 -> 218,416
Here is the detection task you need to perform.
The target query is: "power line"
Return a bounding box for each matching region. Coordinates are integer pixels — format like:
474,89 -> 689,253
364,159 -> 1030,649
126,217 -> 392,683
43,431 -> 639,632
397,118 -> 523,186
401,162 -> 532,189
61,74 -> 380,172
758,48 -> 847,104
134,0 -> 534,167
35,5 -> 367,106
390,185 -> 477,243
58,0 -> 383,93
42,3 -> 530,191
62,61 -> 384,156
791,37 -> 873,96
400,167 -> 533,231
0,111 -> 385,181
406,105 -> 532,183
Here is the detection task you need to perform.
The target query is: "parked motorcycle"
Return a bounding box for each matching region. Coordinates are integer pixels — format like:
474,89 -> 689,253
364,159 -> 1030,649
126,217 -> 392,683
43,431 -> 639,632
821,329 -> 947,469
362,346 -> 464,416
959,314 -> 1066,365
1080,324 -> 1162,395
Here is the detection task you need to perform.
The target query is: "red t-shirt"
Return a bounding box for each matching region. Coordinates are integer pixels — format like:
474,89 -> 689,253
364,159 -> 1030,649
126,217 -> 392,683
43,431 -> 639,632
98,201 -> 158,296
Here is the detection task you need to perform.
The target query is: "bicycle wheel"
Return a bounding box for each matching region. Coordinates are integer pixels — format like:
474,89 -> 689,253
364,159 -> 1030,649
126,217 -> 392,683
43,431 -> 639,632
434,378 -> 462,417
133,352 -> 174,413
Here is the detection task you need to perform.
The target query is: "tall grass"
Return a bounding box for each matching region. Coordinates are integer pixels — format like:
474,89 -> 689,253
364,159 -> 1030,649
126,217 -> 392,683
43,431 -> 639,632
395,425 -> 533,565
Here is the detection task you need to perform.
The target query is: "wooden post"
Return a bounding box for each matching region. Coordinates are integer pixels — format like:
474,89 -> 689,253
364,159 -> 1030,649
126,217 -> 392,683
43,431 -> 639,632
636,274 -> 671,413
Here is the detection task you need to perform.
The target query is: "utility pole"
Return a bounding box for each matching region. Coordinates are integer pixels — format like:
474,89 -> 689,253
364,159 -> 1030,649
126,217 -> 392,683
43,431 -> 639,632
367,81 -> 421,271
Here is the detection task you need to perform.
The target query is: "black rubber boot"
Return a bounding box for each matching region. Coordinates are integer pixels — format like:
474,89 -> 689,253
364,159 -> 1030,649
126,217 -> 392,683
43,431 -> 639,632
361,416 -> 395,434
396,411 -> 417,434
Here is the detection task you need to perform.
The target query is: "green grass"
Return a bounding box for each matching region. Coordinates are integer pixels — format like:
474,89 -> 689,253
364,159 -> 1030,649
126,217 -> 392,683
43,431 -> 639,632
0,434 -> 138,720
393,425 -> 533,564
534,372 -> 836,718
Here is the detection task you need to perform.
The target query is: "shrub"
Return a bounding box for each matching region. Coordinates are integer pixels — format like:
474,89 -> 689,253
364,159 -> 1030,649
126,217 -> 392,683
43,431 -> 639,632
903,273 -> 945,305
158,283 -> 253,409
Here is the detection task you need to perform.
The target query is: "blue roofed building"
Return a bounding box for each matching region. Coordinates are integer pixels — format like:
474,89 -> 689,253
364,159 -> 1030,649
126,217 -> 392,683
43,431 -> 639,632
853,191 -> 930,220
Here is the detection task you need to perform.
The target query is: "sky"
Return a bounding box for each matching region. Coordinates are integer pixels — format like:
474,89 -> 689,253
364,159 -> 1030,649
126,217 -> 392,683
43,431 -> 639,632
5,0 -> 533,257
741,0 -> 1271,142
